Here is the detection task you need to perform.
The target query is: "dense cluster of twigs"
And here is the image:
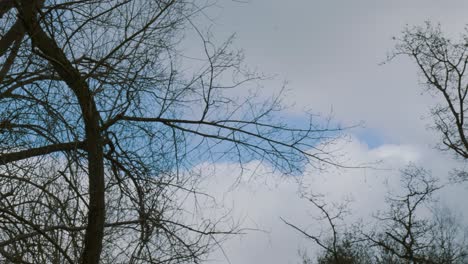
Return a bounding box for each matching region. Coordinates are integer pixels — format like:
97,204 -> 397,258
0,1 -> 342,263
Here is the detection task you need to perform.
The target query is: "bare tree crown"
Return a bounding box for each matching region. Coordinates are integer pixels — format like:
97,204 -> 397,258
0,1 -> 343,263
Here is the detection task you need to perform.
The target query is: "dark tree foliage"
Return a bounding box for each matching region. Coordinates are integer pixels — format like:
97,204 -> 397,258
0,1 -> 343,263
315,234 -> 373,264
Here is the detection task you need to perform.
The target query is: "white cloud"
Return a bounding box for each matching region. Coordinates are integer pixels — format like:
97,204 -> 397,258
176,1 -> 468,263
194,137 -> 467,264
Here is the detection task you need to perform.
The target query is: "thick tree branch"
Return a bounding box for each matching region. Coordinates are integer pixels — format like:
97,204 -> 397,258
0,141 -> 85,165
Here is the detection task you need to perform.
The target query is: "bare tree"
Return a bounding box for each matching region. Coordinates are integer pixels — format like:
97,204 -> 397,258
365,165 -> 442,264
377,23 -> 468,262
362,165 -> 468,264
0,0 -> 344,263
290,165 -> 468,264
282,194 -> 372,264
393,23 -> 468,172
425,206 -> 468,264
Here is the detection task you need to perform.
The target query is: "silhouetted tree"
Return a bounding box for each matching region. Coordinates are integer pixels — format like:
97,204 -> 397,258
315,232 -> 373,264
366,165 -> 441,264
425,206 -> 468,264
291,165 -> 468,264
283,195 -> 372,264
290,21 -> 468,264
367,165 -> 468,264
393,23 -> 468,181
0,1 -> 343,263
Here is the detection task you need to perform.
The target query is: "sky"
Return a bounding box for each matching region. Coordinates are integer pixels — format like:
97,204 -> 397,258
182,1 -> 468,263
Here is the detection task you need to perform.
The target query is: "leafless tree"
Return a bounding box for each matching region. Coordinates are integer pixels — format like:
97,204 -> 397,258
425,206 -> 468,264
365,165 -> 442,264
282,194 -> 372,264
0,0 -> 344,263
290,165 -> 468,264
393,23 -> 468,181
364,165 -> 468,264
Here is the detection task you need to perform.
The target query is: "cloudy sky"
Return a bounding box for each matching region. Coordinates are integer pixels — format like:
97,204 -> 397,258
184,1 -> 468,263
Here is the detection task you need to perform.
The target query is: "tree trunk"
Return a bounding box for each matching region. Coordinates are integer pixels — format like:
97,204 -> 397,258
18,1 -> 106,263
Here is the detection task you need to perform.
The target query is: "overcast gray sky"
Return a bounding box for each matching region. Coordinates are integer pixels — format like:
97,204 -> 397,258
184,1 -> 468,263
